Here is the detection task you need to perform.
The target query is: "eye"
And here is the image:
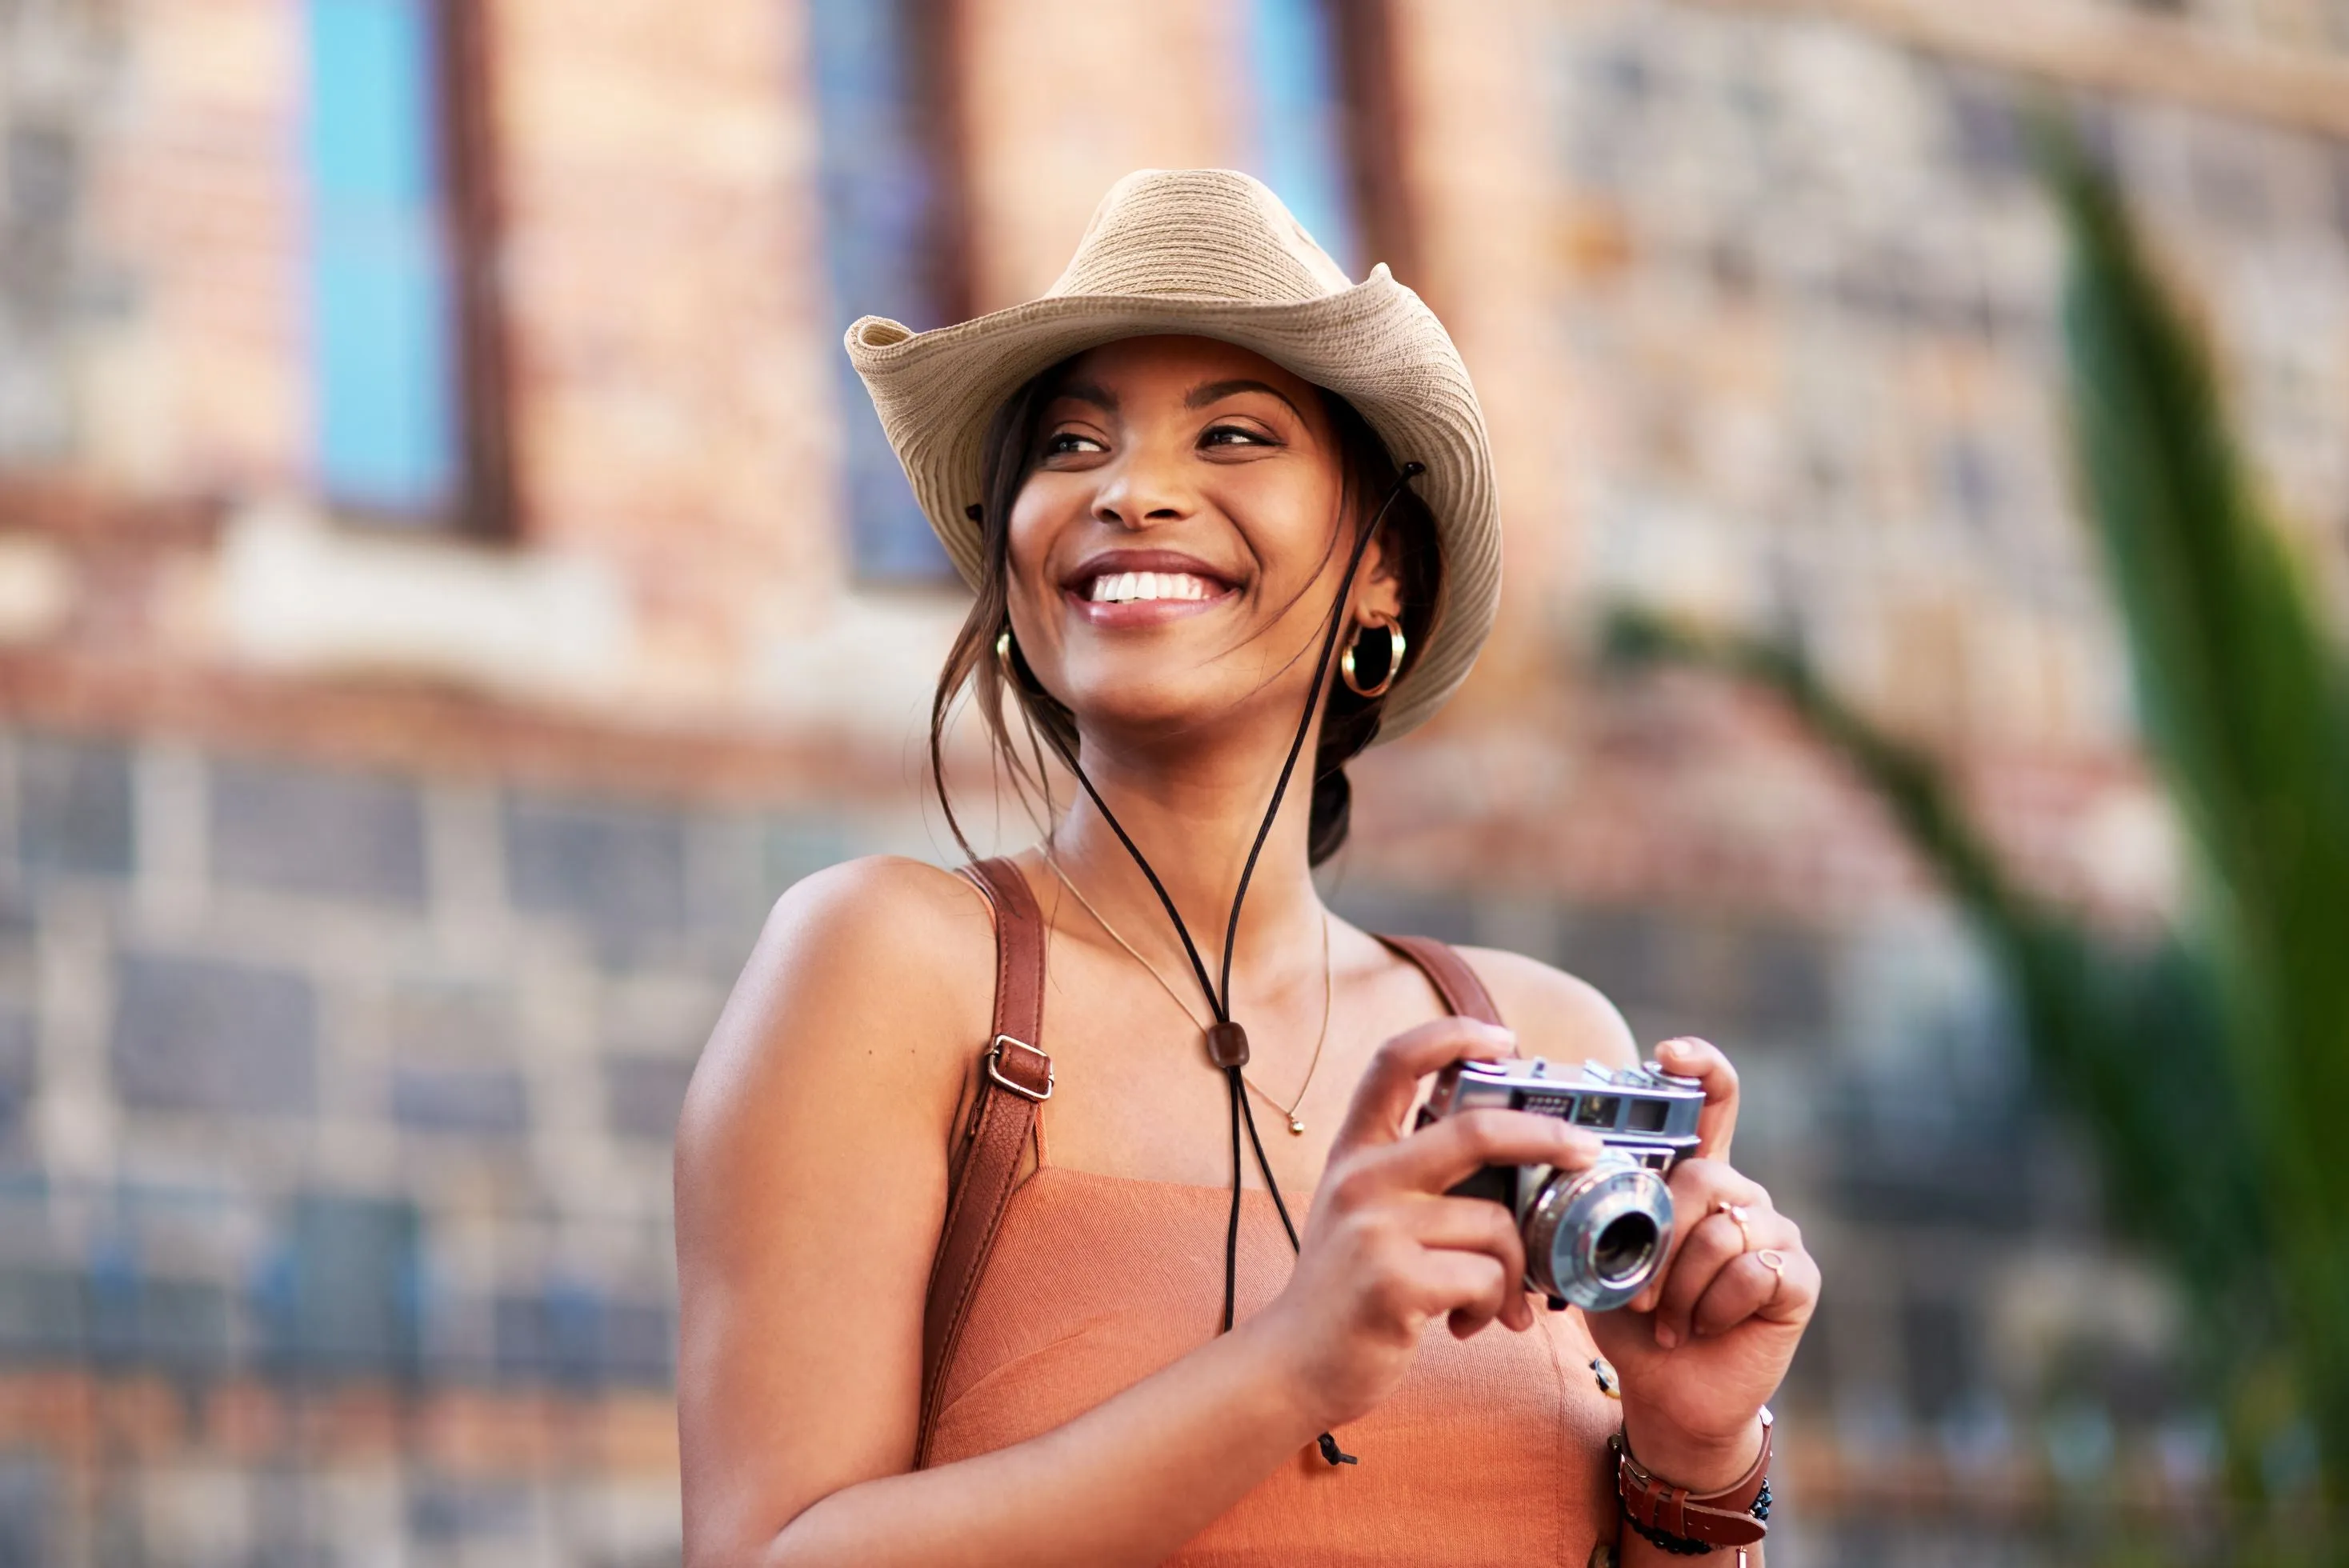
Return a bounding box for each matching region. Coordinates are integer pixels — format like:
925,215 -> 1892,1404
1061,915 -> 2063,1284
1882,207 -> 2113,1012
1201,422 -> 1276,449
1041,430 -> 1107,458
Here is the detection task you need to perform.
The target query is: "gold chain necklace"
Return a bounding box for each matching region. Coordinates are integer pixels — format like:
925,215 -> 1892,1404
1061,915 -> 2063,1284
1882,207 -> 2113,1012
1042,851 -> 1333,1135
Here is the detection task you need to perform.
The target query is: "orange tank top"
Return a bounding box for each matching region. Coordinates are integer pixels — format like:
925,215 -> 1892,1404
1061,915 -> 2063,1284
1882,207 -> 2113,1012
926,862 -> 1623,1562
926,1161 -> 1623,1564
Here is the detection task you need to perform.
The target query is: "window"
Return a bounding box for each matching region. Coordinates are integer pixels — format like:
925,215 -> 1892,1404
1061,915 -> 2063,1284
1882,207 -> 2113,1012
807,0 -> 966,582
1239,0 -> 1415,286
302,0 -> 508,531
255,1194 -> 422,1379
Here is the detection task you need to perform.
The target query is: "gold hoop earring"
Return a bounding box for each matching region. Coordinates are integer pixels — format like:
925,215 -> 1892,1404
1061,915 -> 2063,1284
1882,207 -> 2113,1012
994,629 -> 1021,690
1339,615 -> 1406,699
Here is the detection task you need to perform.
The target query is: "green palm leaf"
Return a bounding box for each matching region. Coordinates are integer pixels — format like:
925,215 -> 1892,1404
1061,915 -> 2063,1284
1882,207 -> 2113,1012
2051,134 -> 2349,1514
1600,128 -> 2349,1551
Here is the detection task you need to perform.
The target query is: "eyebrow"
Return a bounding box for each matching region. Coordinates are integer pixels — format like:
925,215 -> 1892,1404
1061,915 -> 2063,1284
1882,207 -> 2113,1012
1049,379 -> 1119,413
1183,378 -> 1305,419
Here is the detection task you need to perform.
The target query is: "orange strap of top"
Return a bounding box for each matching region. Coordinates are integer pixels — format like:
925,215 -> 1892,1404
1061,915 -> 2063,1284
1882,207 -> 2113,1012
916,867 -> 1504,1466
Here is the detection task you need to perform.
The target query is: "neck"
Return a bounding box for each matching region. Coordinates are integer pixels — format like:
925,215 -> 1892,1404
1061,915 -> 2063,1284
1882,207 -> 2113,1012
1045,699 -> 1331,1017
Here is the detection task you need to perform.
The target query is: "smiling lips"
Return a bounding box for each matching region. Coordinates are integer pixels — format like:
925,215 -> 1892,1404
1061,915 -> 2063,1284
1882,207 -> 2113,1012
1065,554 -> 1238,627
1086,570 -> 1219,604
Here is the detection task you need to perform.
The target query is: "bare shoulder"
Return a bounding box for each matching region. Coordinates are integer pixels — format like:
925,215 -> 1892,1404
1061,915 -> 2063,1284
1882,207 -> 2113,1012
674,858 -> 1004,1537
678,854 -> 997,1154
1451,946 -> 1640,1070
749,853 -> 995,1000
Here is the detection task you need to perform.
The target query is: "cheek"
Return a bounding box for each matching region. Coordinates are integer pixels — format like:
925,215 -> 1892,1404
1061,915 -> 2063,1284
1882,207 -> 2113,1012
1231,471 -> 1347,596
1003,483 -> 1072,603
1002,479 -> 1089,662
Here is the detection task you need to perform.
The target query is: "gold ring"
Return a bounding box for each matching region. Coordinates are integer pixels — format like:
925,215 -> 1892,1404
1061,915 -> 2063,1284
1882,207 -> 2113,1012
1757,1248 -> 1785,1314
1715,1200 -> 1753,1253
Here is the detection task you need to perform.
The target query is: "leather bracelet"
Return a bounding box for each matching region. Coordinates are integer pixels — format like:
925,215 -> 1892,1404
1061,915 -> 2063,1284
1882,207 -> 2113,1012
1614,1406 -> 1773,1554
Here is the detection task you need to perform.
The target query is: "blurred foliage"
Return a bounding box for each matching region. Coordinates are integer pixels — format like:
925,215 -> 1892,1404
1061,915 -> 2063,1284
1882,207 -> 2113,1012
1603,136 -> 2349,1560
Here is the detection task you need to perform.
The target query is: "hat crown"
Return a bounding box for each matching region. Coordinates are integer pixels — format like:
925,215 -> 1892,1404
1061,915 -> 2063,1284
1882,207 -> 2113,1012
1046,168 -> 1355,305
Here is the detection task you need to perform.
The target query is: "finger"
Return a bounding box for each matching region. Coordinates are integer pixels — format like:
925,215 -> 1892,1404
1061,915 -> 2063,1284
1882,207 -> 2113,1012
1404,1249 -> 1513,1341
1404,1195 -> 1529,1266
1756,1242 -> 1822,1326
1625,1160 -> 1764,1317
1404,1196 -> 1533,1330
1692,1233 -> 1818,1337
1649,1206 -> 1751,1350
1683,1253 -> 1779,1339
1373,1108 -> 1605,1199
1655,1037 -> 1739,1162
1331,1017 -> 1516,1155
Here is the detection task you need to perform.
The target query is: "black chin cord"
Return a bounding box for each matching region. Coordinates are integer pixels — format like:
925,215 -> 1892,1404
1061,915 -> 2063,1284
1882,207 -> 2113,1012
1039,461 -> 1424,1468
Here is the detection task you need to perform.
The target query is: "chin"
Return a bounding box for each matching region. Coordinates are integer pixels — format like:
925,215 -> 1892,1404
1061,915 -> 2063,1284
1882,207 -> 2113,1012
1055,662 -> 1308,749
1059,684 -> 1222,740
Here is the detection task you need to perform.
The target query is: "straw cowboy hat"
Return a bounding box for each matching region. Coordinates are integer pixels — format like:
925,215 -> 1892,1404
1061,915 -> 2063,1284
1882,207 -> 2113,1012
844,167 -> 1499,742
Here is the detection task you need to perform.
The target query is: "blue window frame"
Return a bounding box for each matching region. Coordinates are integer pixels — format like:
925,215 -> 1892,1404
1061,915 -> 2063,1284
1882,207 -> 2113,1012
1239,0 -> 1364,277
302,0 -> 466,524
808,0 -> 960,582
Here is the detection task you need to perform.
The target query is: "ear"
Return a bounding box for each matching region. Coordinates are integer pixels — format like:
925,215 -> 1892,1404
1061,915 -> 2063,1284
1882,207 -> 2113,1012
1349,515 -> 1407,624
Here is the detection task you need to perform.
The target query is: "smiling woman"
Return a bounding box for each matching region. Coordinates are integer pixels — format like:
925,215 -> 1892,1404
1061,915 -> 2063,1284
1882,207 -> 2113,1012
672,171 -> 1819,1568
935,334 -> 1443,869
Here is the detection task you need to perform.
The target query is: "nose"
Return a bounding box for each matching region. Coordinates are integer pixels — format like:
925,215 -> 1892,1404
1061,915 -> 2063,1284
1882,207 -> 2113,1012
1090,444 -> 1194,531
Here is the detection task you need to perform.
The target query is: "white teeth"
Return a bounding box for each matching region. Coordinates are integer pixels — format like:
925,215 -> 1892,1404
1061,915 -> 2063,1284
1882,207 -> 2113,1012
1086,570 -> 1216,604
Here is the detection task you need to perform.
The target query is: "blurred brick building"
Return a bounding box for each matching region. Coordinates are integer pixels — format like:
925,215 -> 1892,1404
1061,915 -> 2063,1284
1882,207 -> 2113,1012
1,0 -> 2345,1562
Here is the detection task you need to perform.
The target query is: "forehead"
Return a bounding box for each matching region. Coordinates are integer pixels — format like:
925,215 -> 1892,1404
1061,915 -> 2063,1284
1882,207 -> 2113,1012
1052,334 -> 1322,410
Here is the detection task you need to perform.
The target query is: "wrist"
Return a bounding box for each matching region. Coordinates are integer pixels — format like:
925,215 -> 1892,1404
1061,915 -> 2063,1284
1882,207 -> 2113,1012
1223,1309 -> 1335,1446
1619,1406 -> 1765,1494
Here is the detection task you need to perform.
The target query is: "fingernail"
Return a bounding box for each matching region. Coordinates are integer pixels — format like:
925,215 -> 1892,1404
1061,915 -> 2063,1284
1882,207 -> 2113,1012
1655,1323 -> 1679,1350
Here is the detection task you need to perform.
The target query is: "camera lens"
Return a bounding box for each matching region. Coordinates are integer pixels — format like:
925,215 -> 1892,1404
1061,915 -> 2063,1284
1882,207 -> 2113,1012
1591,1210 -> 1659,1284
1520,1155 -> 1677,1311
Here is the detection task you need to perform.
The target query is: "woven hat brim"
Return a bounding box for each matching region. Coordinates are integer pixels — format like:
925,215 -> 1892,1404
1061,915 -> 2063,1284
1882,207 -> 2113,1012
846,266 -> 1499,744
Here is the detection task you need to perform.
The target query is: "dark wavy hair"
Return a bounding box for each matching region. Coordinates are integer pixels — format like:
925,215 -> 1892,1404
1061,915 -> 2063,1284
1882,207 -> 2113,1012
927,357 -> 1444,867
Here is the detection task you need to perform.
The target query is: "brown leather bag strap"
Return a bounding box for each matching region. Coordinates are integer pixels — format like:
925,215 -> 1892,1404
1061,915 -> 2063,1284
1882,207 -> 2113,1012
1374,933 -> 1506,1028
917,855 -> 1051,1465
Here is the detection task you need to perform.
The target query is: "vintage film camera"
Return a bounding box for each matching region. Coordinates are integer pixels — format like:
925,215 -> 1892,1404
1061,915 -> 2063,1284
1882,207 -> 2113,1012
1419,1058 -> 1705,1311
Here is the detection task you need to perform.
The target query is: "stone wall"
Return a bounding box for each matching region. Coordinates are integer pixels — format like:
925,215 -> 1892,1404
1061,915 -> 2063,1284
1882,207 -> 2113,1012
0,0 -> 126,471
0,722 -> 945,1562
1546,1 -> 2349,750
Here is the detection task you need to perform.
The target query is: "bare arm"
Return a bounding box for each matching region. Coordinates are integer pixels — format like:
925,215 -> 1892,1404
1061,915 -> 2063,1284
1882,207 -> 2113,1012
675,867 -> 1603,1566
756,1322 -> 1323,1567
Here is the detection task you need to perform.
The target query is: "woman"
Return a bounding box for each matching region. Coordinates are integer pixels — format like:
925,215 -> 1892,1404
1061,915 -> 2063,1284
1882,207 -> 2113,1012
675,170 -> 1819,1566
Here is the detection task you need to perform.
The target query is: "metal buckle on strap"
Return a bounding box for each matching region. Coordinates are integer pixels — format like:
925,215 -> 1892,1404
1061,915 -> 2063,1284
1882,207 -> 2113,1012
986,1034 -> 1053,1102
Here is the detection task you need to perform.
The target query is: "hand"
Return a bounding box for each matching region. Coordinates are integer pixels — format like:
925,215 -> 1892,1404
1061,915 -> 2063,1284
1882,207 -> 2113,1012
1586,1038 -> 1819,1490
1255,1017 -> 1607,1433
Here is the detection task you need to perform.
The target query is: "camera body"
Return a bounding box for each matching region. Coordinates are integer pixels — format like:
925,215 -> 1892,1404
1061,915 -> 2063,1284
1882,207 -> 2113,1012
1419,1057 -> 1704,1311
